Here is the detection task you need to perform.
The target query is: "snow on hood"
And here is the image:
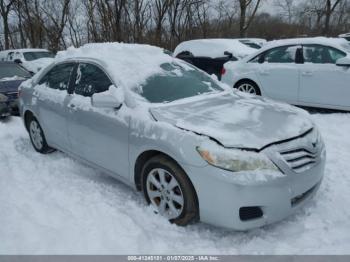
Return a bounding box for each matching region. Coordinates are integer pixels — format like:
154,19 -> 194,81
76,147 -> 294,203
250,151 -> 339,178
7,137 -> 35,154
150,92 -> 313,150
173,39 -> 257,59
22,57 -> 54,73
56,43 -> 174,91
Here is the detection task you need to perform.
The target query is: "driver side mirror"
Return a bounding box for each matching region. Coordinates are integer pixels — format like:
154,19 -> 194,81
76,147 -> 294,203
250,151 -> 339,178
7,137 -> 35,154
336,57 -> 350,67
91,86 -> 124,109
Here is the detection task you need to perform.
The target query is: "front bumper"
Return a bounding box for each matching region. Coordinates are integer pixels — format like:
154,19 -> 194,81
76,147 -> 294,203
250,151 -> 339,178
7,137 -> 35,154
183,151 -> 325,230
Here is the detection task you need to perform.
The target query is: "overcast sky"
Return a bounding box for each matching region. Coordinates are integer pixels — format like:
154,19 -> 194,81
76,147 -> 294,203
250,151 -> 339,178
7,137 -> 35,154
261,0 -> 280,14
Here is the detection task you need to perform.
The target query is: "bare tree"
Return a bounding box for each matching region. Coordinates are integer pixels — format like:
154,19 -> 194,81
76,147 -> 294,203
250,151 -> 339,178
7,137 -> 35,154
238,0 -> 262,37
323,0 -> 343,35
153,0 -> 171,45
38,0 -> 71,51
275,0 -> 295,24
0,0 -> 15,49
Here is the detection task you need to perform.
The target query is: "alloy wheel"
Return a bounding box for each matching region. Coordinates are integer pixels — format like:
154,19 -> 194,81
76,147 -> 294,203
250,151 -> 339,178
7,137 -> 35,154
237,83 -> 257,94
146,168 -> 184,220
29,120 -> 44,150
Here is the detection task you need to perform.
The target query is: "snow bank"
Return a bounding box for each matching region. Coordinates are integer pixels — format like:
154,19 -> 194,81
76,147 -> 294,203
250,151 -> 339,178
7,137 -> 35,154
173,39 -> 257,59
1,114 -> 350,254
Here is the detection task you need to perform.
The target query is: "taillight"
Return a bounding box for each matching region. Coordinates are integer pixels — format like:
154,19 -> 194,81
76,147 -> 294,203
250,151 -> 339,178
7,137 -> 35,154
221,67 -> 226,75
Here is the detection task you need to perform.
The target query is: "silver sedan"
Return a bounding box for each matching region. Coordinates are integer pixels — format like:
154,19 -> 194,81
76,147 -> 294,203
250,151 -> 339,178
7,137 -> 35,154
19,44 -> 326,230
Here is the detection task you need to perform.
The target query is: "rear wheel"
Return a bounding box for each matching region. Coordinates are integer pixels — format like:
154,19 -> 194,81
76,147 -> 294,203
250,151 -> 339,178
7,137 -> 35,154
27,116 -> 55,154
142,155 -> 199,226
235,81 -> 261,95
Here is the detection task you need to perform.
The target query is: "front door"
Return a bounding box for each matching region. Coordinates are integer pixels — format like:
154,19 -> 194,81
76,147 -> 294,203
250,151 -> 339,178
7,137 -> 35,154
66,62 -> 129,178
255,45 -> 300,104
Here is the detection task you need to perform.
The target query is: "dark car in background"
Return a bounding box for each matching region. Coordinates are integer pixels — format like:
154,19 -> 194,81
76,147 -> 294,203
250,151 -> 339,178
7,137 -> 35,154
173,39 -> 256,80
0,62 -> 32,116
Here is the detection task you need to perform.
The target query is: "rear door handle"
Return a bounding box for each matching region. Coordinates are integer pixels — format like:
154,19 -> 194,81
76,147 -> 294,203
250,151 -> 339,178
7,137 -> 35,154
302,71 -> 313,76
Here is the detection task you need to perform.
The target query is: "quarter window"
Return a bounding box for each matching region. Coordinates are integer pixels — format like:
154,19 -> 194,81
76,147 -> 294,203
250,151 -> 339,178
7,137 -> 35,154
39,63 -> 75,90
303,45 -> 346,64
74,63 -> 112,97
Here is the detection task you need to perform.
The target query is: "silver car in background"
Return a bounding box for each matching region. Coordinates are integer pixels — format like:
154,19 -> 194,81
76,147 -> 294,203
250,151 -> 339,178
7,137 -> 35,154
19,43 -> 326,230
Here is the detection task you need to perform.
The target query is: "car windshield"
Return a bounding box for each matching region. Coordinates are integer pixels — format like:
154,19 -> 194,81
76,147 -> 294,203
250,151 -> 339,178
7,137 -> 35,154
23,51 -> 54,61
0,63 -> 31,80
139,62 -> 224,103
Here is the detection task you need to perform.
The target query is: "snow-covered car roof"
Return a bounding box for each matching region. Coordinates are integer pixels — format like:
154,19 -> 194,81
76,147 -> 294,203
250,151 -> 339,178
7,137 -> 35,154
243,37 -> 350,61
55,43 -> 177,90
173,39 -> 257,59
265,37 -> 350,53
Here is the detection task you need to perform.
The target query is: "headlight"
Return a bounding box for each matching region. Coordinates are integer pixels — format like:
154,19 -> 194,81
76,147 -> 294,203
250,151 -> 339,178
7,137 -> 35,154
0,94 -> 8,103
197,142 -> 278,172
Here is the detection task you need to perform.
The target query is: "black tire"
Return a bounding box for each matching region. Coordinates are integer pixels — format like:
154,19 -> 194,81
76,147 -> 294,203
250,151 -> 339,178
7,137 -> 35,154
235,80 -> 261,96
27,116 -> 55,154
141,155 -> 199,226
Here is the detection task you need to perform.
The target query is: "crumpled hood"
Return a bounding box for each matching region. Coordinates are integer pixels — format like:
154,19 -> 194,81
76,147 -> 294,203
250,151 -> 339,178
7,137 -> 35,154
22,58 -> 54,73
150,93 -> 314,150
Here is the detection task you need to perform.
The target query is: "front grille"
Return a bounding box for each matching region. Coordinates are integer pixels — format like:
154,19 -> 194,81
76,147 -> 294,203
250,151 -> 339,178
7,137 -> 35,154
280,148 -> 318,173
274,128 -> 324,174
239,206 -> 263,221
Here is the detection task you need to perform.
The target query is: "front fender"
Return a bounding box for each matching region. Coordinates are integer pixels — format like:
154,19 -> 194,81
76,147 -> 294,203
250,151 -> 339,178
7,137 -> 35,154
128,118 -> 208,184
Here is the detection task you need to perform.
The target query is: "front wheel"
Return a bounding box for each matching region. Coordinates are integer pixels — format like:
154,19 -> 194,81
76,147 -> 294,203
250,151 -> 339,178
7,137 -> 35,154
235,81 -> 261,95
142,155 -> 199,226
28,117 -> 55,154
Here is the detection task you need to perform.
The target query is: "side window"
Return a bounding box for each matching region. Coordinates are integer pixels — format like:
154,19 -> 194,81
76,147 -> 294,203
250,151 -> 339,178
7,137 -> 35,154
303,45 -> 346,64
39,63 -> 75,90
264,46 -> 297,63
74,63 -> 112,97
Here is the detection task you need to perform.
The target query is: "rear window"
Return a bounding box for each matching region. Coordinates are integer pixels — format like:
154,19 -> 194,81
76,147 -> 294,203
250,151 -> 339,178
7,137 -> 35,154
23,51 -> 55,61
0,63 -> 31,79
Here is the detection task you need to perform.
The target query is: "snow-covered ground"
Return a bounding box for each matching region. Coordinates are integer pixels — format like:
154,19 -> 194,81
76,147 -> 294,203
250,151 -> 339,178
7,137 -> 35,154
1,114 -> 350,254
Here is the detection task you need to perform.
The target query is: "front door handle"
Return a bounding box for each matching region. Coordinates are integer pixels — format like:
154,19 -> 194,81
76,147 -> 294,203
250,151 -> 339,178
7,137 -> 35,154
68,104 -> 77,111
259,70 -> 270,76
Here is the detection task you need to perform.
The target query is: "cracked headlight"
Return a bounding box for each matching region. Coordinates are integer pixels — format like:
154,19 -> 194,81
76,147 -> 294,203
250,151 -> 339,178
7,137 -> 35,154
197,142 -> 278,172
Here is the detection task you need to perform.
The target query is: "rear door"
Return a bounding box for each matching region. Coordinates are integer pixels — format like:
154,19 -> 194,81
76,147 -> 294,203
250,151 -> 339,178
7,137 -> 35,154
299,44 -> 350,108
34,62 -> 76,150
255,45 -> 300,103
